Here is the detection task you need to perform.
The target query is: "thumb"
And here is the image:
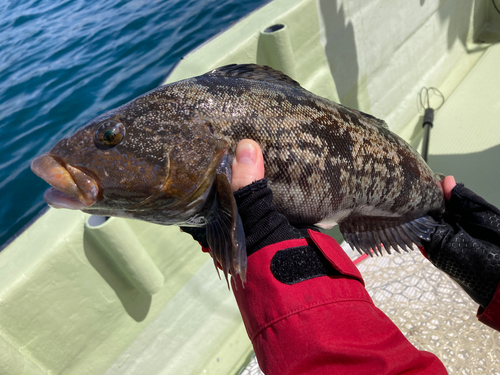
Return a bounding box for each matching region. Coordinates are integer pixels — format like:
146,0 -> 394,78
442,175 -> 456,201
231,139 -> 265,192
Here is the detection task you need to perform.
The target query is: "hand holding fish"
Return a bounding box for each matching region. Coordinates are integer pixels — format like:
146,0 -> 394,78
205,138 -> 500,328
211,139 -> 449,374
421,177 -> 500,316
183,138 -> 317,267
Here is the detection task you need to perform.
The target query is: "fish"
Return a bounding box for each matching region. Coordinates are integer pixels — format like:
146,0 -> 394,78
31,64 -> 444,285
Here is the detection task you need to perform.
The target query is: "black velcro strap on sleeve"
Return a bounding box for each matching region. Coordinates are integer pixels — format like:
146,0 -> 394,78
270,245 -> 341,284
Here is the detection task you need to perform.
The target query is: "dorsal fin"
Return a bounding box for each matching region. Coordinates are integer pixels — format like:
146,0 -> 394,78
375,118 -> 389,129
354,108 -> 389,129
205,64 -> 301,88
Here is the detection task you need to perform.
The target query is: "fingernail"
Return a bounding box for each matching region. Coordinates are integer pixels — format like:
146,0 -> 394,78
236,141 -> 256,165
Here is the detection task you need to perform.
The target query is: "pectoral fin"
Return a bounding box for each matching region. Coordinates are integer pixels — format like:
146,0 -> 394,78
206,161 -> 247,288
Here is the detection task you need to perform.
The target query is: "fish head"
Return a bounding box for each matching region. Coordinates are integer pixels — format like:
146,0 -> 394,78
31,95 -> 228,224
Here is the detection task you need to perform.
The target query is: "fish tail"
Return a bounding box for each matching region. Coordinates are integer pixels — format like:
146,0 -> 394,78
339,215 -> 440,255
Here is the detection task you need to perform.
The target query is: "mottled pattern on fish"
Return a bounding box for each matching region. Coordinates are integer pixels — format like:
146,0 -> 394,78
31,64 -> 444,283
116,65 -> 443,226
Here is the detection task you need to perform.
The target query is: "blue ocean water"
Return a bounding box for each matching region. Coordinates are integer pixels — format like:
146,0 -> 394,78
0,0 -> 269,247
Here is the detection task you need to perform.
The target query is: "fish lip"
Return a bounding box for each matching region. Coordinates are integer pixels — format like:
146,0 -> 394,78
31,153 -> 99,209
43,187 -> 88,210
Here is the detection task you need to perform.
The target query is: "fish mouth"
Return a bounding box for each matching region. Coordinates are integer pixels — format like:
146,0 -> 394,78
31,154 -> 99,210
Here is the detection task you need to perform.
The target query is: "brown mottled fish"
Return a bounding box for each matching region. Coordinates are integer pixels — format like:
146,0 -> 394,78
31,64 -> 444,284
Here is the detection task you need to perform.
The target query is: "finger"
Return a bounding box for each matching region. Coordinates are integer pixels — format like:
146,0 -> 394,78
442,175 -> 456,201
231,139 -> 265,192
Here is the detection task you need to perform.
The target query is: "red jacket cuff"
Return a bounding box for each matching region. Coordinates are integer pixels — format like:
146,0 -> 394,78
477,282 -> 500,331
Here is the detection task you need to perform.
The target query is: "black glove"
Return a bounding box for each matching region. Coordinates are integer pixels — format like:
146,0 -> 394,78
180,226 -> 209,248
182,179 -> 339,284
423,184 -> 500,308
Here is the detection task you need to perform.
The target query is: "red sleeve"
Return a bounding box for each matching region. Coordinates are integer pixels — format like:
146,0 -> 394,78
232,231 -> 447,375
477,282 -> 500,331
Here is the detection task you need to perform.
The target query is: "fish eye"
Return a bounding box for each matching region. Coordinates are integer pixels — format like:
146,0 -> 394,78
95,120 -> 126,149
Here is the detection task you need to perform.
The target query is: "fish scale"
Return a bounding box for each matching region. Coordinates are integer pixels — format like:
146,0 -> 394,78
31,64 -> 444,284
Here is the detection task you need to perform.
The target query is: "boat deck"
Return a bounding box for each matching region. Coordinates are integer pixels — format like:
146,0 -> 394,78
1,0 -> 499,374
426,42 -> 500,207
